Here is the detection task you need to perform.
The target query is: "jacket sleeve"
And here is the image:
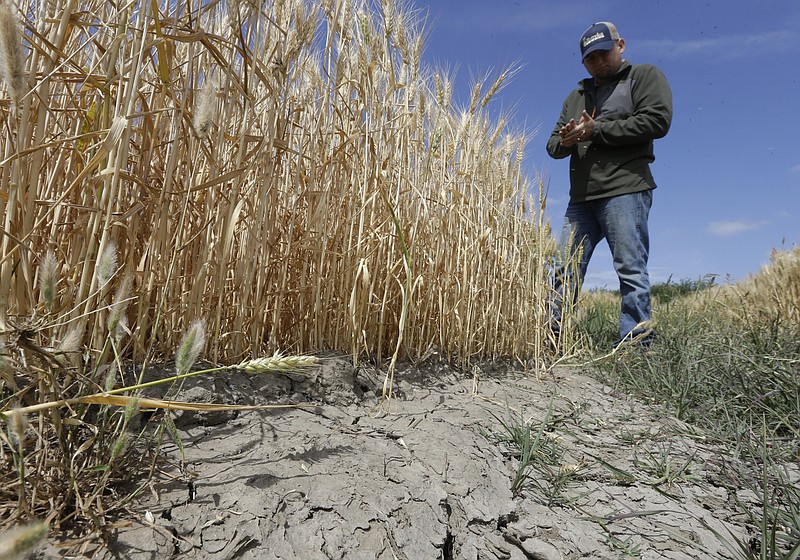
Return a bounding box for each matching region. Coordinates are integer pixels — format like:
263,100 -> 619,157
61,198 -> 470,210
593,65 -> 672,146
546,93 -> 576,160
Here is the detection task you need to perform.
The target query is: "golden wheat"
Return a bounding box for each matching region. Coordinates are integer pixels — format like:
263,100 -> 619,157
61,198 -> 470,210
0,0 -> 552,370
716,246 -> 800,328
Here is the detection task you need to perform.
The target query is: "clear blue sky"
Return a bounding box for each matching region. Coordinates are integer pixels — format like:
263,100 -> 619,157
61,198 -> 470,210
416,0 -> 799,288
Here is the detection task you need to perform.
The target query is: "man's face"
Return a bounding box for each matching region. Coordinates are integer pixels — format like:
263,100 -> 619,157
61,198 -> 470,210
582,39 -> 625,83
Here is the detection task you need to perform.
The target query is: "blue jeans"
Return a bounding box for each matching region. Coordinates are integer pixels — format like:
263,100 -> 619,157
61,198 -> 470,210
551,190 -> 653,342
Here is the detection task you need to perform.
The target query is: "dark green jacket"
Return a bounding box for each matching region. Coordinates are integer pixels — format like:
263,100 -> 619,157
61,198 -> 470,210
546,61 -> 672,202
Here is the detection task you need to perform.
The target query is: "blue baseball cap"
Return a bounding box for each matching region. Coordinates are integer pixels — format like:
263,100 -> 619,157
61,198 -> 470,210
580,22 -> 620,60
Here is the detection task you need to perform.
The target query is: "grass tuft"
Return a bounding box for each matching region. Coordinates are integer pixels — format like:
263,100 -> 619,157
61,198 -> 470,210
486,399 -> 586,504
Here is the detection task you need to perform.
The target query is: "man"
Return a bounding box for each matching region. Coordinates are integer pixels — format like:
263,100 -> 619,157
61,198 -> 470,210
546,21 -> 672,348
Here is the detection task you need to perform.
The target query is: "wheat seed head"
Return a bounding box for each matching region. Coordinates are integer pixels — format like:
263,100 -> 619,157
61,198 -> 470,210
55,324 -> 83,356
193,72 -> 217,137
175,319 -> 206,375
39,250 -> 59,311
96,241 -> 118,289
237,352 -> 318,373
7,407 -> 28,448
107,273 -> 133,334
0,0 -> 26,111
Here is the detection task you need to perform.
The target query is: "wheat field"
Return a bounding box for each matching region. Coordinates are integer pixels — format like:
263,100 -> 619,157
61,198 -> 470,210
0,0 -> 560,537
0,0 -> 554,371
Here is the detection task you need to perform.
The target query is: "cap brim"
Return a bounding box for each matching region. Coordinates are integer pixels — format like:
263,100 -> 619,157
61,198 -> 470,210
581,39 -> 616,60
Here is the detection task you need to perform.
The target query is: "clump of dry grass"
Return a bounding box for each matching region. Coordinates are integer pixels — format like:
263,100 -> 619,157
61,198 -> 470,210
0,288 -> 316,543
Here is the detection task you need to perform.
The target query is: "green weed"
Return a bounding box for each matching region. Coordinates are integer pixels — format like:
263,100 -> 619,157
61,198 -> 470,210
487,399 -> 588,505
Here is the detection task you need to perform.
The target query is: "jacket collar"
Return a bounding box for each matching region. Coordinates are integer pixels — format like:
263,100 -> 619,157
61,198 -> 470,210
579,59 -> 631,90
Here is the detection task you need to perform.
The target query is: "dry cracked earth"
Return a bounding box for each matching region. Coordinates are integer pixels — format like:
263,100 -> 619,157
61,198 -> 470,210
45,354 -> 770,559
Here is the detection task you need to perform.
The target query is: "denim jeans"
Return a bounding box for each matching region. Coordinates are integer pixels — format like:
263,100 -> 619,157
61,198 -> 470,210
551,190 -> 653,342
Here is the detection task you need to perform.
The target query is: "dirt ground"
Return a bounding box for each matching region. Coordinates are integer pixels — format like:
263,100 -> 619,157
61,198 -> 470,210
43,354 -> 761,559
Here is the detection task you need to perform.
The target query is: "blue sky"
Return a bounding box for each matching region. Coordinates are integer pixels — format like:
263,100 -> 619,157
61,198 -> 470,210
416,0 -> 799,288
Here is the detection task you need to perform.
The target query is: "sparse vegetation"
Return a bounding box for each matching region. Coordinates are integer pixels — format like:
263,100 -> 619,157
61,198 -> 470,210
486,398 -> 589,505
488,403 -> 563,499
576,246 -> 800,558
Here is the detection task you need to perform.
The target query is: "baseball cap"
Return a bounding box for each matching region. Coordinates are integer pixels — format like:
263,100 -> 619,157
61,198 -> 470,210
580,22 -> 620,60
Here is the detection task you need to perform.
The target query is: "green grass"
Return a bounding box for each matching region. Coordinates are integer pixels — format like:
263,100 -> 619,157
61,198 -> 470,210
485,398 -> 588,505
571,261 -> 800,559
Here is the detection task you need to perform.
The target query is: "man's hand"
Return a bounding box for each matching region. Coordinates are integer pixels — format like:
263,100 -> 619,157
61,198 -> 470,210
558,110 -> 595,147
